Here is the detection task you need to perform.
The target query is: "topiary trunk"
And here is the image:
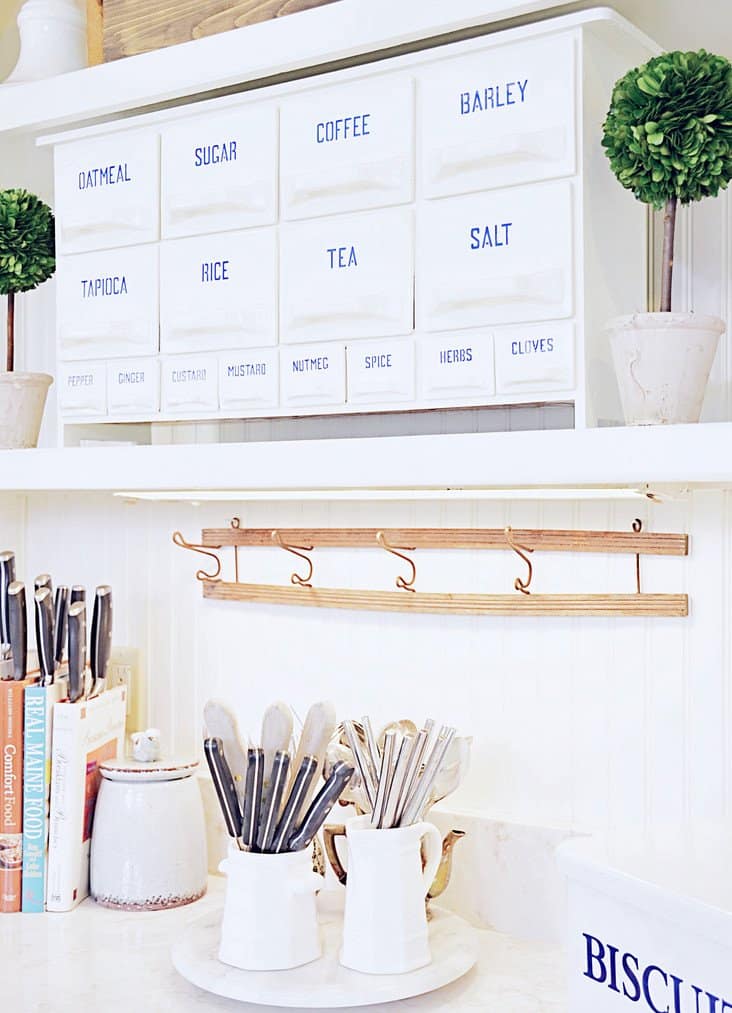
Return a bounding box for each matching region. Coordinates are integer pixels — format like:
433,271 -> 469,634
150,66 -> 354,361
5,291 -> 14,373
660,196 -> 677,313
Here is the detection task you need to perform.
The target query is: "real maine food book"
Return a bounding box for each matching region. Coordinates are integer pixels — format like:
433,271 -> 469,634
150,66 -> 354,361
22,682 -> 67,912
1,677 -> 36,913
46,685 -> 126,912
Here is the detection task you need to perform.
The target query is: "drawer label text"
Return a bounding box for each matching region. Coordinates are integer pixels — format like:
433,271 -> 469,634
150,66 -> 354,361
328,246 -> 358,269
512,338 -> 554,356
117,370 -> 146,385
172,368 -> 207,382
365,353 -> 392,369
316,114 -> 371,144
81,275 -> 128,298
291,356 -> 329,373
78,163 -> 132,189
439,347 -> 473,364
227,362 -> 267,377
194,141 -> 237,166
201,260 -> 230,283
460,80 -> 528,115
470,224 -> 512,249
67,373 -> 95,387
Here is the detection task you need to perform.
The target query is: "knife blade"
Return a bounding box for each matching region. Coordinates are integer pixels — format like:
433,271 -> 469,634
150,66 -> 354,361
271,754 -> 318,854
53,586 -> 70,669
242,747 -> 264,852
7,581 -> 26,682
34,587 -> 55,686
203,700 -> 248,807
0,550 -> 16,658
90,585 -> 112,696
203,737 -> 243,846
257,750 -> 291,854
70,585 -> 86,605
287,760 -> 355,853
67,601 -> 86,704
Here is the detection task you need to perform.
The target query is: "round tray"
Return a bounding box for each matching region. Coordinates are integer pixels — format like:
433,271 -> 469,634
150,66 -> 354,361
172,906 -> 479,1008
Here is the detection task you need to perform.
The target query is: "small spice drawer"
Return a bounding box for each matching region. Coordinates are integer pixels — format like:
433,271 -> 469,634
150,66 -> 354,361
159,229 -> 277,354
54,131 -> 159,254
280,75 -> 414,220
57,245 -> 159,361
417,332 -> 495,401
58,361 -> 107,415
346,339 -> 415,405
280,343 -> 346,408
417,180 -> 574,332
219,349 -> 279,411
107,358 -> 160,414
280,207 -> 413,344
161,106 -> 278,239
161,354 -> 219,412
419,33 -> 577,199
494,321 -> 575,393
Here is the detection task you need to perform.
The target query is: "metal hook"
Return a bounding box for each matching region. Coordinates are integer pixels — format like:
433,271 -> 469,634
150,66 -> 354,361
230,517 -> 241,583
272,530 -> 314,588
632,518 -> 642,593
505,526 -> 534,595
377,531 -> 417,592
172,530 -> 222,582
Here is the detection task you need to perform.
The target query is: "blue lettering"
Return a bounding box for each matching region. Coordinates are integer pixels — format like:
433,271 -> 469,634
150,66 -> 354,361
292,357 -> 328,373
511,338 -> 555,356
77,162 -> 131,189
622,952 -> 641,1002
193,141 -> 237,167
364,354 -> 392,370
469,223 -> 512,249
118,371 -> 144,385
439,347 -> 473,364
642,966 -> 669,1013
81,275 -> 128,298
172,368 -> 206,383
201,260 -> 230,283
226,363 -> 266,377
693,989 -> 720,1013
68,374 -> 93,387
583,934 -> 607,984
328,246 -> 357,269
460,79 -> 528,116
315,114 -> 371,144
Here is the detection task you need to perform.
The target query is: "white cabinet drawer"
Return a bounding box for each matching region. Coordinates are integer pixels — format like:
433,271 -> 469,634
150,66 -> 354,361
280,75 -> 414,219
417,181 -> 574,331
347,339 -> 415,404
160,229 -> 277,354
54,132 -> 159,254
219,349 -> 278,411
280,208 -> 413,343
57,245 -> 159,361
161,355 -> 218,412
280,344 -> 346,408
494,321 -> 575,393
107,358 -> 160,414
418,332 -> 494,401
161,107 -> 277,238
58,362 -> 107,415
419,34 -> 576,198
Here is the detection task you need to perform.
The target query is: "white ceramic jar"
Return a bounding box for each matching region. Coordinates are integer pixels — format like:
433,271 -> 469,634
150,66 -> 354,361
90,756 -> 207,910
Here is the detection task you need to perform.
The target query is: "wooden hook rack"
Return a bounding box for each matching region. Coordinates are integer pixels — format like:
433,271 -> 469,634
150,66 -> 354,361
173,520 -> 689,618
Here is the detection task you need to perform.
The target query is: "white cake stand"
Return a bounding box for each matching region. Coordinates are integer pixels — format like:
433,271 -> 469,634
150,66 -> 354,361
172,906 -> 479,1008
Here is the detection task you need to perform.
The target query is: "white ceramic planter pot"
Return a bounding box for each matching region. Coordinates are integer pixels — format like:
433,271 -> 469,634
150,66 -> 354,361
0,372 -> 52,448
607,312 -> 725,425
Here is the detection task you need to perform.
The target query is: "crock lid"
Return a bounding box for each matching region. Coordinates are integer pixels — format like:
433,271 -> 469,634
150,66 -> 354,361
100,757 -> 199,782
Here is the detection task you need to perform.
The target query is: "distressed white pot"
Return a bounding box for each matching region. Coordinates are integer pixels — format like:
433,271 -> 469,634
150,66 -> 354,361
4,0 -> 86,85
607,312 -> 724,425
0,372 -> 52,448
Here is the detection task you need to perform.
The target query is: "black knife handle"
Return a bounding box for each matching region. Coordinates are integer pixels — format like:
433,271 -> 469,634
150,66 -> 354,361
90,585 -> 112,695
0,551 -> 16,649
7,581 -> 26,682
70,586 -> 86,605
242,747 -> 264,851
287,761 -> 355,853
54,586 -> 70,668
271,754 -> 318,854
257,751 -> 291,853
204,737 -> 242,841
34,573 -> 52,594
34,587 -> 55,687
67,601 -> 86,703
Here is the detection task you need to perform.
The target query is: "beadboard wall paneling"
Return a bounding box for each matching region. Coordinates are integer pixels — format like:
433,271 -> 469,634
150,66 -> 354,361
17,489 -> 730,846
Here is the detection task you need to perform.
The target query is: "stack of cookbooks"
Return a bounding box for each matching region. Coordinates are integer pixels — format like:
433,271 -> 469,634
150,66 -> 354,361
0,551 -> 126,913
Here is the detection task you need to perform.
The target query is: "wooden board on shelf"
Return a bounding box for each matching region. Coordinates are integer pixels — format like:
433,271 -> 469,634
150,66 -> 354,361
102,0 -> 342,61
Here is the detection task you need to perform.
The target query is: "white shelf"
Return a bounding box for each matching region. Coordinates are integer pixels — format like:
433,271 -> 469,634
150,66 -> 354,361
0,423 -> 729,495
2,0 -> 579,137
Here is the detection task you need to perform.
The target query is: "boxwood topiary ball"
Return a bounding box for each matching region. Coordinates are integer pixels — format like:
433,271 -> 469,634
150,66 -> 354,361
602,49 -> 732,209
0,188 -> 56,296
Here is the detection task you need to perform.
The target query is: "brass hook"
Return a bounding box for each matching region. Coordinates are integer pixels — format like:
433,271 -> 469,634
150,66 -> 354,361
230,517 -> 241,583
172,530 -> 222,582
633,518 -> 642,593
505,526 -> 534,595
377,531 -> 417,592
272,530 -> 314,588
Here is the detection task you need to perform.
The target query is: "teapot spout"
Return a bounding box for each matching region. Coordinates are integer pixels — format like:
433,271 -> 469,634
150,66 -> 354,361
427,829 -> 466,900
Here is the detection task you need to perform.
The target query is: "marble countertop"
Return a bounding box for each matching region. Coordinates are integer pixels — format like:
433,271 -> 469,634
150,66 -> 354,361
4,878 -> 567,1012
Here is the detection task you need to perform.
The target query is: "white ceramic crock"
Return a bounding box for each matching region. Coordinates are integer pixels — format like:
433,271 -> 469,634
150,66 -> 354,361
0,372 -> 52,448
338,815 -> 442,975
218,844 -> 324,971
4,0 -> 87,85
607,312 -> 725,425
90,756 -> 207,910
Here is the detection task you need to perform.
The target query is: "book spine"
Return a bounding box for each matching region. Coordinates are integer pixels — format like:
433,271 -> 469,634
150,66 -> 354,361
0,682 -> 25,913
21,686 -> 47,912
46,710 -> 80,912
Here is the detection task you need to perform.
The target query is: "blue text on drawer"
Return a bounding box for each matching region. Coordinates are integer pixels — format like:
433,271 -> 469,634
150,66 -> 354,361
78,163 -> 132,189
316,115 -> 370,143
460,80 -> 528,115
81,275 -> 128,298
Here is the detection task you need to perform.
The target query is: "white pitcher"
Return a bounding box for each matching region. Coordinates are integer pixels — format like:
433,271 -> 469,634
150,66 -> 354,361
334,814 -> 442,975
218,844 -> 323,971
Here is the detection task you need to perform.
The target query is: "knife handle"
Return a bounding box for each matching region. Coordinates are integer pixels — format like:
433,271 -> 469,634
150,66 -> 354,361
257,750 -> 291,854
204,737 -> 242,843
54,586 -> 70,668
67,601 -> 86,703
34,587 -> 55,687
271,754 -> 318,854
0,550 -> 16,650
90,585 -> 113,695
70,585 -> 86,605
242,747 -> 264,851
287,761 -> 355,853
7,581 -> 26,682
34,573 -> 52,594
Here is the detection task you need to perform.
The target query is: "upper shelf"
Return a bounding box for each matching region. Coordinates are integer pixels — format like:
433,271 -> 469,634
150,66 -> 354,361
2,0 -> 603,137
0,423 -> 729,495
